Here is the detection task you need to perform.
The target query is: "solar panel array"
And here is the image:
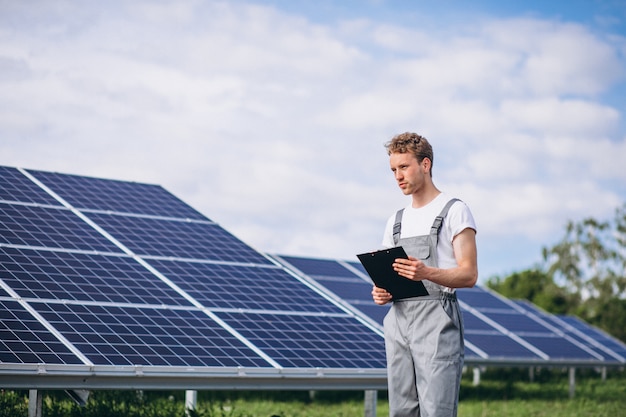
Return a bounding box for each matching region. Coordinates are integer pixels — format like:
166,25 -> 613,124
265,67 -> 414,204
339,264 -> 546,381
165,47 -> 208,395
272,254 -> 626,366
1,164 -> 624,388
0,166 -> 386,371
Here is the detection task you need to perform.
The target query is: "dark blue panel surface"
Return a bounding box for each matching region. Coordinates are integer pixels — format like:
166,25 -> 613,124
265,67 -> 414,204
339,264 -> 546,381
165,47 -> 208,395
29,169 -> 206,220
461,310 -> 501,332
0,247 -> 190,306
310,277 -> 374,304
275,255 -> 383,325
0,203 -> 121,252
514,300 -> 621,361
354,304 -> 390,326
216,311 -> 386,369
521,335 -> 597,360
347,260 -> 368,276
0,167 -> 60,206
280,256 -> 358,278
32,302 -> 270,367
464,333 -> 540,359
480,311 -> 551,333
87,213 -> 272,264
462,308 -> 546,359
558,315 -> 626,361
0,299 -> 82,364
460,288 -> 600,360
457,286 -> 513,310
148,259 -> 342,314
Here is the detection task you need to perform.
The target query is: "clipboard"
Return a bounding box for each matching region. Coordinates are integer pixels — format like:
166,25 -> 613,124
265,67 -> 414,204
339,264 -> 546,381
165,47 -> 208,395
357,246 -> 428,300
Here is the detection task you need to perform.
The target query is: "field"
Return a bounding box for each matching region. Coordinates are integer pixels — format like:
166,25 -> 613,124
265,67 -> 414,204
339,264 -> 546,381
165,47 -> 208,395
1,368 -> 624,417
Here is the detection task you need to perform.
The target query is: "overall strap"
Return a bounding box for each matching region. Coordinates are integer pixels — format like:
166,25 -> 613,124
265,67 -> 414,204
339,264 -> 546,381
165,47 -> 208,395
430,198 -> 460,236
392,209 -> 404,246
392,198 -> 460,246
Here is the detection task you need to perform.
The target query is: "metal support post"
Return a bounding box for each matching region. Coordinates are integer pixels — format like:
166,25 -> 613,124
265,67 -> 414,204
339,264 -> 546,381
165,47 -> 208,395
472,367 -> 481,386
364,390 -> 377,417
568,367 -> 576,399
28,390 -> 42,417
185,390 -> 198,416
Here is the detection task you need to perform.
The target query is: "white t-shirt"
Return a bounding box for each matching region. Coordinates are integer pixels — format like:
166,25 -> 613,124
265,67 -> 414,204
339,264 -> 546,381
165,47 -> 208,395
381,193 -> 477,270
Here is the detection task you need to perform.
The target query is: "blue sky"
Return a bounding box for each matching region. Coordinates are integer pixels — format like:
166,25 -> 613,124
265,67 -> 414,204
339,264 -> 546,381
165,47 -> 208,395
1,0 -> 625,282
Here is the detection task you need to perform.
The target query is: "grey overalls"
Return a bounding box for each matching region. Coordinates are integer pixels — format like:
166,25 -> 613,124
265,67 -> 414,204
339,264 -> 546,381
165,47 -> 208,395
383,198 -> 465,417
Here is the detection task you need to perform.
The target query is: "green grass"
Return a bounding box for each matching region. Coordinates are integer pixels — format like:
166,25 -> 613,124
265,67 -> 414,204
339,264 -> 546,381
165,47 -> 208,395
2,368 -> 625,416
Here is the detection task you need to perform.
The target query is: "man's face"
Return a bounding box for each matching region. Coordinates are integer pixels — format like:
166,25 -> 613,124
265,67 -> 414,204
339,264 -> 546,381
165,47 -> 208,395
389,152 -> 429,195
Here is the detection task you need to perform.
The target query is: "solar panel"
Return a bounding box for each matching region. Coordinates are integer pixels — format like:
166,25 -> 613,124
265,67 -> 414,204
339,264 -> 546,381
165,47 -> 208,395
557,314 -> 626,362
0,165 -> 387,375
272,255 -> 487,359
2,164 -> 623,392
272,254 -> 624,364
512,300 -> 626,362
457,287 -> 602,361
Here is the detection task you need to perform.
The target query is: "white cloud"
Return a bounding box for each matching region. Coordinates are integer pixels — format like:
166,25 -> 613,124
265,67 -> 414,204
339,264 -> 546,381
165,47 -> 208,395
1,0 -> 625,278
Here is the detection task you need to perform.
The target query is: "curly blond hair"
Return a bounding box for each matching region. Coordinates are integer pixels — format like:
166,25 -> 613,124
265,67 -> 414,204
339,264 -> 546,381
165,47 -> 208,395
385,132 -> 433,176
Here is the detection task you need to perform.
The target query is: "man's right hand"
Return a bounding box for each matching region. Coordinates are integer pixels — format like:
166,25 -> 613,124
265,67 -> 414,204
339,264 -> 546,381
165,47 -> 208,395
372,285 -> 393,305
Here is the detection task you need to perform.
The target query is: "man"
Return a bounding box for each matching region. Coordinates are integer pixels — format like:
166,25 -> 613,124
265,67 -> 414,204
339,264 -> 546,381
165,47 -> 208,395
372,132 -> 478,417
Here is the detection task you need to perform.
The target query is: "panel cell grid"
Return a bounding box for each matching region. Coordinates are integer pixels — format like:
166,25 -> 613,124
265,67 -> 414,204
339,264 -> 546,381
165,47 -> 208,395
216,311 -> 387,369
0,203 -> 121,252
0,299 -> 82,364
32,302 -> 271,367
0,167 -> 61,206
148,259 -> 343,314
0,247 -> 191,306
276,255 -> 384,325
87,212 -> 272,264
29,169 -> 206,220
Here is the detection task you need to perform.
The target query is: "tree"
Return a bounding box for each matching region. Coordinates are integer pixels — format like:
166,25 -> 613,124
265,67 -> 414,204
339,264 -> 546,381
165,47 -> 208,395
486,268 -> 572,314
541,203 -> 626,340
488,203 -> 626,342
